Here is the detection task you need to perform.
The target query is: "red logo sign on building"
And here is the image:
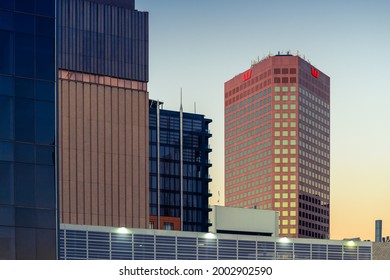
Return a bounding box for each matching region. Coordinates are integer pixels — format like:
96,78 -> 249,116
242,69 -> 252,81
311,67 -> 319,78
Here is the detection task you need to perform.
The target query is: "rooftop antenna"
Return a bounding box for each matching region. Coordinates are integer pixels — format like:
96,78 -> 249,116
180,88 -> 183,111
194,102 -> 196,114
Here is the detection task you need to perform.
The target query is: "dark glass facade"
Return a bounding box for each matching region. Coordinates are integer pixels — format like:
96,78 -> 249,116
0,0 -> 57,259
149,101 -> 212,232
58,0 -> 148,82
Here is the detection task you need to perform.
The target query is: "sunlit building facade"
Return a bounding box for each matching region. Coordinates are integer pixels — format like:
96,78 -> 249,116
224,54 -> 330,239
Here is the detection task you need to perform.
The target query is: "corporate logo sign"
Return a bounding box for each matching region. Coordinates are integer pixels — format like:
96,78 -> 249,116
242,69 -> 252,81
311,67 -> 319,78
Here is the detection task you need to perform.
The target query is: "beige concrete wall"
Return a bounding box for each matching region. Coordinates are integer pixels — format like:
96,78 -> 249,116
59,71 -> 149,228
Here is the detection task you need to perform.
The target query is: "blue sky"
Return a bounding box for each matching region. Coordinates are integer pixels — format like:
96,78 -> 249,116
137,0 -> 390,240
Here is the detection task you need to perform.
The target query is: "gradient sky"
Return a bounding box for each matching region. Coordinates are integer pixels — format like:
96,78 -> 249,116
136,0 -> 390,241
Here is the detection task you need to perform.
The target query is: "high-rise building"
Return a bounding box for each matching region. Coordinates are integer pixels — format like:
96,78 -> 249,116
149,100 -> 212,232
224,54 -> 330,239
0,0 -> 57,259
58,0 -> 150,228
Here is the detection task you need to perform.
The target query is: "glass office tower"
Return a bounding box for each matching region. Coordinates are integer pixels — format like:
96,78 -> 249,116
149,100 -> 212,232
0,0 -> 57,259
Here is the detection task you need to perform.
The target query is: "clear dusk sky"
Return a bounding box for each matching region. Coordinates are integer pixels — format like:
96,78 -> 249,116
136,0 -> 390,241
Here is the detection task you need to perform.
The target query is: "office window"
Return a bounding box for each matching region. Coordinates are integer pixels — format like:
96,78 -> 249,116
15,0 -> 35,13
36,0 -> 55,17
35,101 -> 54,145
35,165 -> 55,208
290,202 -> 296,207
163,223 -> 174,231
14,13 -> 34,34
0,96 -> 14,139
0,162 -> 13,204
36,36 -> 55,80
15,99 -> 35,142
15,78 -> 34,99
0,31 -> 14,75
15,33 -> 34,78
0,10 -> 13,31
14,163 -> 35,206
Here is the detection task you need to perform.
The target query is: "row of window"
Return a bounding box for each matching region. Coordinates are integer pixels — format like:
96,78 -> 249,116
225,132 -> 271,156
299,87 -> 330,110
299,114 -> 329,134
226,121 -> 271,140
0,30 -> 54,80
299,104 -> 329,126
279,228 -> 297,235
299,175 -> 329,194
226,193 -> 272,204
226,122 -> 271,146
274,103 -> 296,110
0,76 -> 54,101
226,111 -> 271,131
225,88 -> 272,114
298,185 -> 330,200
227,201 -> 272,210
300,134 -> 330,153
226,97 -> 271,124
226,165 -> 272,180
274,86 -> 296,92
275,202 -> 297,209
299,145 -> 330,163
274,68 -> 297,75
274,112 -> 296,119
274,157 -> 297,164
299,178 -> 329,193
299,212 -> 329,226
0,161 -> 55,208
299,168 -> 329,184
226,153 -> 271,169
299,125 -> 329,143
0,94 -> 55,145
0,0 -> 55,16
274,95 -> 296,103
226,174 -> 272,187
299,142 -> 329,159
226,185 -> 271,196
227,148 -> 272,173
